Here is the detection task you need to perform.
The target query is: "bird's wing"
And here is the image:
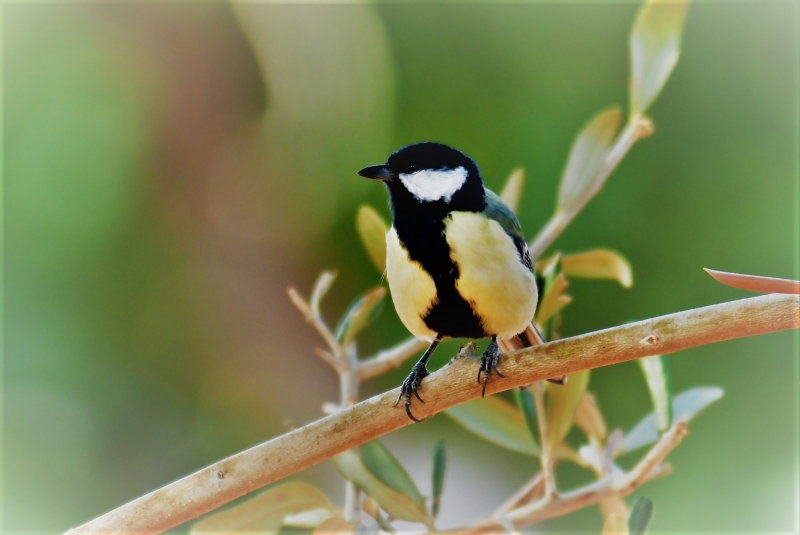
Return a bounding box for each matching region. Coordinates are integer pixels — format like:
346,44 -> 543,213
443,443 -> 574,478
483,188 -> 534,274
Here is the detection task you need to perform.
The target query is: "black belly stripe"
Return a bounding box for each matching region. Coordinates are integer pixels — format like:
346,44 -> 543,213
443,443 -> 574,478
394,216 -> 487,340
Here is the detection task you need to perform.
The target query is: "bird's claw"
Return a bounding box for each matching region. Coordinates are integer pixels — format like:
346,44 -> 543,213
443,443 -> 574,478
395,362 -> 430,422
477,338 -> 504,397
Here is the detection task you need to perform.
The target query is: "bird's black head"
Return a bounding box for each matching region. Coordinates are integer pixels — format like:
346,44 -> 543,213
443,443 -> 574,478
359,142 -> 485,215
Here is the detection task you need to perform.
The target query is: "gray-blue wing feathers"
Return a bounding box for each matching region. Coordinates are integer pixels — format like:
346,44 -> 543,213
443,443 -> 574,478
483,188 -> 534,274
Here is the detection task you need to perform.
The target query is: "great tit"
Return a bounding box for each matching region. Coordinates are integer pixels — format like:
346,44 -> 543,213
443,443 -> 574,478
360,142 -> 543,422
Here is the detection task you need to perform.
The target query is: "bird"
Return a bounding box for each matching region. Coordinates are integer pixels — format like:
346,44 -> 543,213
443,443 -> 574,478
359,142 -> 544,422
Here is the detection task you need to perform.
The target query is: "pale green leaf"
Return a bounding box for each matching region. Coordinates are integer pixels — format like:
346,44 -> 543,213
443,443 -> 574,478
310,271 -> 337,314
499,168 -> 525,214
638,355 -> 672,432
313,517 -> 356,535
333,451 -> 431,525
562,249 -> 633,288
535,273 -> 571,326
445,396 -> 539,455
284,508 -> 335,528
620,387 -> 723,454
574,392 -> 607,442
536,252 -> 562,279
335,287 -> 385,347
603,514 -> 630,535
600,496 -> 631,521
628,497 -> 654,535
557,108 -> 623,215
630,0 -> 689,114
357,205 -> 388,273
544,369 -> 590,453
190,482 -> 335,535
360,440 -> 424,506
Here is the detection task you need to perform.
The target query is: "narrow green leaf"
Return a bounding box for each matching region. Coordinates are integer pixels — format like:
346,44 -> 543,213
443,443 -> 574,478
630,0 -> 689,114
638,355 -> 672,432
561,249 -> 633,288
627,497 -> 654,535
620,387 -> 724,454
333,451 -> 431,525
557,108 -> 623,215
335,287 -> 385,347
445,396 -> 539,455
544,369 -> 590,453
499,168 -> 525,214
356,205 -> 387,273
190,482 -> 334,534
310,271 -> 337,314
513,389 -> 540,448
431,440 -> 446,518
360,440 -> 424,506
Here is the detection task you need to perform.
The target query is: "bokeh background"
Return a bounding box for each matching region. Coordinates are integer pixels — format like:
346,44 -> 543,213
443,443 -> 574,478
3,1 -> 798,532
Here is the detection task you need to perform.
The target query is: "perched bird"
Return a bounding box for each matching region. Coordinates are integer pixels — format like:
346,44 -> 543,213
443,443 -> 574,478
359,142 -> 544,421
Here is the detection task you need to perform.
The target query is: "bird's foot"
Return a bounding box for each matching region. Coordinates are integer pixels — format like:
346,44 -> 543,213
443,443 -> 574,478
395,361 -> 430,422
477,337 -> 505,397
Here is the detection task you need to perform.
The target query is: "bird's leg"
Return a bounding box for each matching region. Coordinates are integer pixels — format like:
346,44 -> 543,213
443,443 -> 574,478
478,336 -> 505,397
395,339 -> 440,422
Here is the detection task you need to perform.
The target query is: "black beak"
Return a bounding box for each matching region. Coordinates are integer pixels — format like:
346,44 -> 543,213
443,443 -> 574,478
358,164 -> 393,182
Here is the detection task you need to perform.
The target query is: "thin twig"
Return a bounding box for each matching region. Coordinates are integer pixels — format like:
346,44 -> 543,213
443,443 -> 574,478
339,345 -> 360,410
493,473 -> 545,516
287,288 -> 342,358
64,293 -> 799,535
359,337 -> 428,381
502,422 -> 687,528
314,347 -> 344,373
528,116 -> 653,260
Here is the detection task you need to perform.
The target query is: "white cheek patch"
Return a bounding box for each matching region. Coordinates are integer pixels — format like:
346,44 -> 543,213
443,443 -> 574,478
399,166 -> 468,203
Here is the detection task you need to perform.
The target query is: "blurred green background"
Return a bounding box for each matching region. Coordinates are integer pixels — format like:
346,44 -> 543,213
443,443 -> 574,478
2,1 -> 797,532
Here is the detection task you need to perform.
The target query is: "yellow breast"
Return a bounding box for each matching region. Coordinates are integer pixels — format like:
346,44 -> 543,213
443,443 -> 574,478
385,227 -> 438,342
445,212 -> 538,339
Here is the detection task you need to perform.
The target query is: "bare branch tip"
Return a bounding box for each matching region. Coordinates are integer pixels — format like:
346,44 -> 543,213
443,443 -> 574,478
635,116 -> 654,138
674,420 -> 689,437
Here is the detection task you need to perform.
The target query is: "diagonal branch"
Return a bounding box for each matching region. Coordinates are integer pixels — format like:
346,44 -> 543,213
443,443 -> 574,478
528,116 -> 653,261
65,293 -> 799,535
359,337 -> 428,381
